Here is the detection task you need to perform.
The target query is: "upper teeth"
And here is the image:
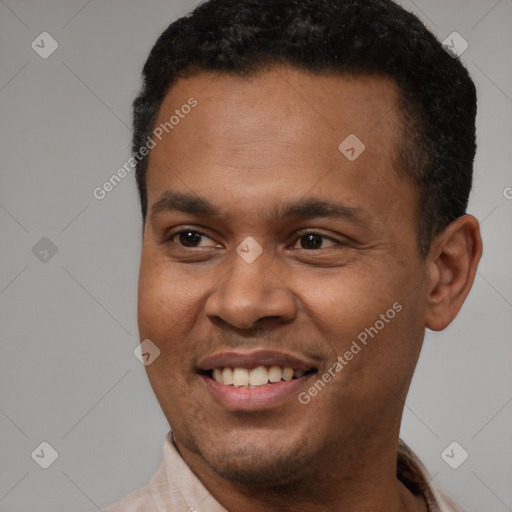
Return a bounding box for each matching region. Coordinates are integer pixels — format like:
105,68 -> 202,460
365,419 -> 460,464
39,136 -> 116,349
212,366 -> 305,387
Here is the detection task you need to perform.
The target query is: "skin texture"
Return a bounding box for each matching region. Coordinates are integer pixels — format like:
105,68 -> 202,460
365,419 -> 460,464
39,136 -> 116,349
137,67 -> 482,511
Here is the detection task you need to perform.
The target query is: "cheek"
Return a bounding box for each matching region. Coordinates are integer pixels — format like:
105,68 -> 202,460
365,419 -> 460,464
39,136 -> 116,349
137,254 -> 195,336
299,267 -> 418,377
137,261 -> 197,405
137,253 -> 212,379
137,261 -> 169,340
292,265 -> 397,335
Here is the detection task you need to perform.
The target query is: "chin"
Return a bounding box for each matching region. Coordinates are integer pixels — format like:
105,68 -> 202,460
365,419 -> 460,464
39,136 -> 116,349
192,431 -> 313,486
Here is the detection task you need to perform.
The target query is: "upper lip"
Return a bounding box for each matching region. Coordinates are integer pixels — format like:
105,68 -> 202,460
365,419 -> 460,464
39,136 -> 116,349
197,349 -> 317,372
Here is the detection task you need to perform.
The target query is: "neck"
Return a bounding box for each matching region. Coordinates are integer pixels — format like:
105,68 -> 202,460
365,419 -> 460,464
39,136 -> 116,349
173,430 -> 428,512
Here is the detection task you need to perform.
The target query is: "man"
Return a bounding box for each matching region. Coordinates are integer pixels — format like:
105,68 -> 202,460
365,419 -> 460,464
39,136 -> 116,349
106,0 -> 482,510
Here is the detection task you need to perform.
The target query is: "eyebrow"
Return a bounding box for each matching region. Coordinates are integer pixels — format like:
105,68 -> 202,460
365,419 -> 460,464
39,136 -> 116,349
149,191 -> 363,223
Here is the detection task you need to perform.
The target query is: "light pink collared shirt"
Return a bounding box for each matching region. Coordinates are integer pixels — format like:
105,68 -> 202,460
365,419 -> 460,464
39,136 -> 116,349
104,432 -> 466,512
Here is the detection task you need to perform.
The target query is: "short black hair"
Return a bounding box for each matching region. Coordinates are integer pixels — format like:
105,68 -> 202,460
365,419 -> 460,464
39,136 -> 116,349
133,0 -> 477,257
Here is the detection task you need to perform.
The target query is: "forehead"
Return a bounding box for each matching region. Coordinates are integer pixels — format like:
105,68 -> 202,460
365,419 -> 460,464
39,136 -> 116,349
154,67 -> 403,151
145,67 -> 416,226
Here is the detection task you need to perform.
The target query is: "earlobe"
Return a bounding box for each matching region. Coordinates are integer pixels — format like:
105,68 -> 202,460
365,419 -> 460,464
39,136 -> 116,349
424,215 -> 483,331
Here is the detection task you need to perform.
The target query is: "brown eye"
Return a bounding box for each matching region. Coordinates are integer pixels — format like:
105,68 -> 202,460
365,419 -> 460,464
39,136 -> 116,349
300,234 -> 322,249
167,229 -> 219,248
177,230 -> 203,247
295,233 -> 338,250
164,228 -> 221,249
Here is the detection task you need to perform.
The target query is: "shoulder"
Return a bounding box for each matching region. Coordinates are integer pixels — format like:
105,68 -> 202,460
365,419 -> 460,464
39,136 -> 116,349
436,488 -> 468,512
103,485 -> 158,512
102,456 -> 168,511
397,438 -> 468,512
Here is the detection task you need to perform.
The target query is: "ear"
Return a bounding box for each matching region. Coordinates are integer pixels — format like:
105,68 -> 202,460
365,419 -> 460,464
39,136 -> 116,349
424,214 -> 483,331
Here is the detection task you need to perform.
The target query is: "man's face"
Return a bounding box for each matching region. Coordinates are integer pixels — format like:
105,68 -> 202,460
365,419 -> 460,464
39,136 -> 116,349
138,68 -> 430,484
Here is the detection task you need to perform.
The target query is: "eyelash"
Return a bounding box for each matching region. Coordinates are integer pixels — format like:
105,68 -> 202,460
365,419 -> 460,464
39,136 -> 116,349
165,228 -> 345,250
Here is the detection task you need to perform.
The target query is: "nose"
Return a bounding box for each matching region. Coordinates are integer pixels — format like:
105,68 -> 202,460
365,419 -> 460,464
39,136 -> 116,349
204,249 -> 297,330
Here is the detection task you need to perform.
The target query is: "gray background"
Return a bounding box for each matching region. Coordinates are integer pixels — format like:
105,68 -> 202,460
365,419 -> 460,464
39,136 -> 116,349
0,0 -> 511,511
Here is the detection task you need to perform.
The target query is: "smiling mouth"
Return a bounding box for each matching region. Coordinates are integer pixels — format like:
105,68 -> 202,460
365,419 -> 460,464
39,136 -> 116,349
203,366 -> 317,388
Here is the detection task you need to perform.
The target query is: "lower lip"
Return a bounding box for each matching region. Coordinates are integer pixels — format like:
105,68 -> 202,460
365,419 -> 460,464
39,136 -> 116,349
200,373 -> 315,411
